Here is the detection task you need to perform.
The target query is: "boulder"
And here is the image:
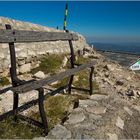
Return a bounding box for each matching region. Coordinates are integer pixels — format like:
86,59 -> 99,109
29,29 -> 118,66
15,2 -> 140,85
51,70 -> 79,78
65,112 -> 85,124
104,64 -> 115,71
107,133 -> 118,140
34,71 -> 45,79
125,89 -> 134,97
116,116 -> 124,130
17,58 -> 26,66
86,106 -> 107,114
19,63 -> 31,74
62,56 -> 68,67
0,52 -> 5,59
79,99 -> 98,107
17,51 -> 28,58
27,50 -> 36,56
90,94 -> 108,101
124,106 -> 133,116
116,79 -> 124,86
47,124 -> 71,139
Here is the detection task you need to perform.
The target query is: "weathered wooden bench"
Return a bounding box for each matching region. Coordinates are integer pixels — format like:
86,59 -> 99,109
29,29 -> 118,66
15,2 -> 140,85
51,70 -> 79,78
0,24 -> 96,135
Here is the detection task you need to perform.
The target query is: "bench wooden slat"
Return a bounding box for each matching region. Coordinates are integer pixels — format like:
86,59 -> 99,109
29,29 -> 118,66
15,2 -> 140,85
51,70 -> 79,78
0,30 -> 78,43
12,61 -> 96,93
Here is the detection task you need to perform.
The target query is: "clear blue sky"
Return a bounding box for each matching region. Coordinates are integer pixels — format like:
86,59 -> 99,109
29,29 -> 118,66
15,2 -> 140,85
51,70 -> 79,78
0,1 -> 140,43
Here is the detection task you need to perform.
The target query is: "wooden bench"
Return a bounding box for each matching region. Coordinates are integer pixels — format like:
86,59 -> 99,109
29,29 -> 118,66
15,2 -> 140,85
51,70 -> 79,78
0,24 -> 96,135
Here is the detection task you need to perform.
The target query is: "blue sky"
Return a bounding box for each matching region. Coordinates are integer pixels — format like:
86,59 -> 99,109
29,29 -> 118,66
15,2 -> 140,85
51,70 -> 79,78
0,1 -> 140,43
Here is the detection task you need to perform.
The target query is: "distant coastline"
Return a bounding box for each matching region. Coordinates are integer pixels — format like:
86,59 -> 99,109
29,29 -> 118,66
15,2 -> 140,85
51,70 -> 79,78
88,42 -> 140,67
89,42 -> 140,55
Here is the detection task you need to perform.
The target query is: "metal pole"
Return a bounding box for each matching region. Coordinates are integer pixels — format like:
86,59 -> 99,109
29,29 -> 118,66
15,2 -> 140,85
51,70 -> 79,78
63,1 -> 68,30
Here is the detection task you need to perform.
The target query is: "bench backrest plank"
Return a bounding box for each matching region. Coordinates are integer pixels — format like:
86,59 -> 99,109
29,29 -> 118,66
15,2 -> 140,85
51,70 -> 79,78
12,61 -> 96,93
0,30 -> 78,43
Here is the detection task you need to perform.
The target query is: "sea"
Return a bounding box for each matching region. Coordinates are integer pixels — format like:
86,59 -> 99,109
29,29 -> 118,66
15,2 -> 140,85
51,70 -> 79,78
88,42 -> 140,67
89,42 -> 140,55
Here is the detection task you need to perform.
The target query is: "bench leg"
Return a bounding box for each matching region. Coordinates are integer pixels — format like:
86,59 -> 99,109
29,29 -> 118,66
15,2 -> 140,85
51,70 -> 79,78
13,92 -> 19,121
89,67 -> 94,95
68,75 -> 74,94
37,88 -> 49,135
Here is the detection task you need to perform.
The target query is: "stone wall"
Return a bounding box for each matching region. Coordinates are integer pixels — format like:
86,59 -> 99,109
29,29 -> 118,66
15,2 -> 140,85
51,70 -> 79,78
0,17 -> 88,76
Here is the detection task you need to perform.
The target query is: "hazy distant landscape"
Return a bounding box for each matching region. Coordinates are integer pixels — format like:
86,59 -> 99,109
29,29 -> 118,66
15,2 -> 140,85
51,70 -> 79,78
88,42 -> 140,67
90,42 -> 140,54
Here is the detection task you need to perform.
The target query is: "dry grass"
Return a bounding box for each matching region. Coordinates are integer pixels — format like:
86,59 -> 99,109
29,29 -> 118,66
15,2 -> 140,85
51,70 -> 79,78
0,77 -> 10,86
29,95 -> 73,130
0,54 -> 100,139
31,54 -> 65,74
0,117 -> 43,139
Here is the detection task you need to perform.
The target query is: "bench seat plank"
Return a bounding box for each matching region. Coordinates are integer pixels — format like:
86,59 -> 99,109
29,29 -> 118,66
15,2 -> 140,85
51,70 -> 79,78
0,30 -> 78,43
12,61 -> 96,94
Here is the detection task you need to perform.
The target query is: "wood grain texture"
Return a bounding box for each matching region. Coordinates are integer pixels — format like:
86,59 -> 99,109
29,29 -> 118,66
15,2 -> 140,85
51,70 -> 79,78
0,29 -> 78,43
11,61 -> 96,93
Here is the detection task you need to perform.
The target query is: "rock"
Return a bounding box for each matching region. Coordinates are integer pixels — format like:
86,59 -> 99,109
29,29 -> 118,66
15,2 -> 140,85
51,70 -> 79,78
19,63 -> 31,74
107,133 -> 118,140
102,78 -> 112,85
5,90 -> 13,94
1,44 -> 8,49
50,80 -> 59,86
90,94 -> 108,101
66,112 -> 85,124
86,106 -> 107,114
125,89 -> 134,97
79,99 -> 98,107
90,54 -> 100,59
104,64 -> 115,71
47,124 -> 71,139
33,137 -> 46,140
0,52 -> 5,59
82,134 -> 95,139
116,116 -> 124,130
126,76 -> 131,80
124,106 -> 133,116
2,59 -> 10,68
88,113 -> 102,120
132,105 -> 140,113
105,72 -> 109,78
17,51 -> 28,58
83,47 -> 93,54
73,75 -> 79,83
34,71 -> 45,79
15,47 -> 22,52
0,91 -> 13,112
31,61 -> 40,69
0,16 -> 88,77
74,122 -> 96,131
27,50 -> 36,56
1,69 -> 9,77
133,90 -> 140,97
62,56 -> 68,67
116,79 -> 124,86
37,51 -> 46,55
72,107 -> 84,113
77,49 -> 83,56
82,53 -> 88,58
0,105 -> 4,114
17,58 -> 26,66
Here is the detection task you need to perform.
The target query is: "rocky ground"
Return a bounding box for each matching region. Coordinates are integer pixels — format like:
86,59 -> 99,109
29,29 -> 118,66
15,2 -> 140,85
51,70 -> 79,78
0,45 -> 140,139
45,48 -> 140,139
97,50 -> 140,67
0,17 -> 140,139
46,94 -> 140,139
